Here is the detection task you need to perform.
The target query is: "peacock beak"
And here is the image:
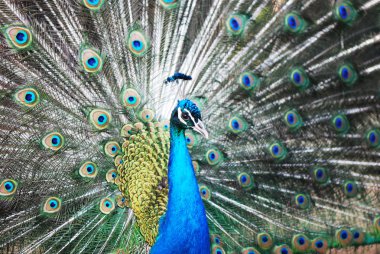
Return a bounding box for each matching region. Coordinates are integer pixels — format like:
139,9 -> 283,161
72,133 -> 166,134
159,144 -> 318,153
192,119 -> 208,139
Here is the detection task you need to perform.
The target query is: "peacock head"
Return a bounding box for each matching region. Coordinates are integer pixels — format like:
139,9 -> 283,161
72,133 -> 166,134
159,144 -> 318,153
171,99 -> 208,139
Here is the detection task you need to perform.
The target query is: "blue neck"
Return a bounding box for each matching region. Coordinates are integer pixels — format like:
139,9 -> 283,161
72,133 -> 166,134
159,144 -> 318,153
166,125 -> 201,213
150,124 -> 210,253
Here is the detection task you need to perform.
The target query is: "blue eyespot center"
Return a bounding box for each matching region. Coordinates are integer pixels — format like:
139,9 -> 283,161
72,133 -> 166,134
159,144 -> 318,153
202,189 -> 207,195
87,165 -> 94,173
97,114 -> 107,125
25,92 -> 35,102
287,16 -> 297,29
87,57 -> 98,68
128,96 -> 136,103
316,240 -> 323,248
353,232 -> 360,239
241,175 -> 247,183
51,135 -> 61,146
112,172 -> 117,178
272,145 -> 279,155
369,132 -> 377,143
341,67 -> 349,79
209,152 -> 216,160
341,230 -> 348,239
316,169 -> 324,179
346,183 -> 353,192
4,182 -> 14,192
232,120 -> 240,130
281,248 -> 288,254
49,200 -> 58,208
111,146 -> 117,152
132,40 -> 143,50
186,138 -> 191,144
105,201 -> 111,208
262,236 -> 268,243
216,250 -> 222,254
335,117 -> 343,129
287,113 -> 295,124
293,72 -> 301,84
242,75 -> 251,86
298,237 -> 305,245
88,0 -> 100,5
339,6 -> 348,19
297,195 -> 305,204
230,18 -> 240,31
215,238 -> 220,244
16,31 -> 28,44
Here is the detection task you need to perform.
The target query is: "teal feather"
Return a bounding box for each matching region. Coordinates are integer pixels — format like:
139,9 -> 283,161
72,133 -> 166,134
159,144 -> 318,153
1,0 -> 380,253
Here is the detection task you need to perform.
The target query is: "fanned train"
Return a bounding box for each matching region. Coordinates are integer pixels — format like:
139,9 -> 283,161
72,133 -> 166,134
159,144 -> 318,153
1,0 -> 380,253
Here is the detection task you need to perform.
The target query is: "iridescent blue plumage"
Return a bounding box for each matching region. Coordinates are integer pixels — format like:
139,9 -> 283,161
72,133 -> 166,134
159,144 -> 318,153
151,100 -> 210,254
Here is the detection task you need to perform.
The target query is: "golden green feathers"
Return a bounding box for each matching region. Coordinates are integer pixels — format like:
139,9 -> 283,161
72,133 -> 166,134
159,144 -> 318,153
115,121 -> 170,245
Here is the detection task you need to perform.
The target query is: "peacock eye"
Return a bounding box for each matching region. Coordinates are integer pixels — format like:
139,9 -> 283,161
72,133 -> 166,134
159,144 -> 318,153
182,112 -> 190,120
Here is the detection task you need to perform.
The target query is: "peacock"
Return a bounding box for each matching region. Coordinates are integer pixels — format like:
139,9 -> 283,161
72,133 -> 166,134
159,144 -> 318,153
1,0 -> 380,253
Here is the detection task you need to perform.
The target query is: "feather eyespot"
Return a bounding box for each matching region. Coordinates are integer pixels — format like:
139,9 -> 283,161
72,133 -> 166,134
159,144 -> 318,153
338,64 -> 358,86
3,26 -> 32,49
284,12 -> 306,33
159,0 -> 179,9
351,229 -> 365,244
292,234 -> 310,252
114,155 -> 123,167
199,185 -> 211,200
80,48 -> 103,73
284,109 -> 302,130
79,161 -> 98,178
257,232 -> 273,250
237,173 -> 254,190
83,0 -> 105,10
289,67 -> 310,90
127,30 -> 150,57
365,128 -> 380,148
332,114 -> 349,134
89,109 -> 112,130
104,141 -> 120,157
121,88 -> 142,108
210,234 -> 224,246
239,72 -> 260,91
42,132 -> 64,151
228,116 -> 247,134
273,244 -> 292,254
343,180 -> 358,197
106,169 -> 118,183
121,124 -> 134,138
14,87 -> 40,108
294,193 -> 310,209
206,148 -> 223,165
311,167 -> 329,184
139,109 -> 155,123
312,238 -> 328,254
161,120 -> 170,131
241,247 -> 260,254
226,14 -> 247,36
334,1 -> 357,24
268,141 -> 287,160
100,197 -> 115,214
0,179 -> 18,197
185,131 -> 198,148
43,197 -> 62,214
211,245 -> 226,254
336,228 -> 352,246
